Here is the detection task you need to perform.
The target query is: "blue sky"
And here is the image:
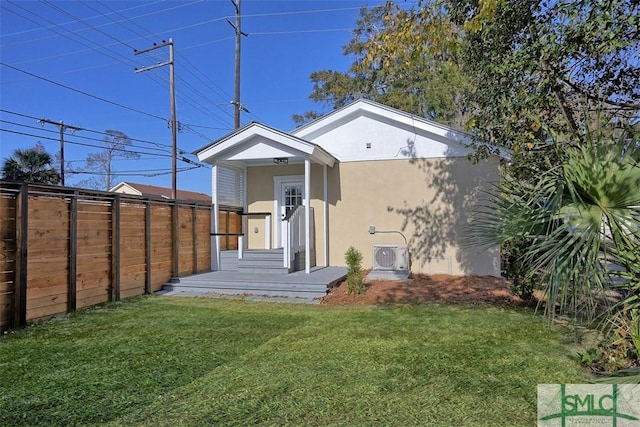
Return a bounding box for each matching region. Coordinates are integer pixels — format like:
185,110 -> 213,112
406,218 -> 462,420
0,0 -> 395,195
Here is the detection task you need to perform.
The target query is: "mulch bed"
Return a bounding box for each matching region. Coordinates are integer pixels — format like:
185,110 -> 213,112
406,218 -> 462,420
320,274 -> 525,307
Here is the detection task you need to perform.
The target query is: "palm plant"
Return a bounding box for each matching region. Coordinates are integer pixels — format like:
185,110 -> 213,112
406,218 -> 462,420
469,129 -> 639,322
1,146 -> 61,184
469,128 -> 640,375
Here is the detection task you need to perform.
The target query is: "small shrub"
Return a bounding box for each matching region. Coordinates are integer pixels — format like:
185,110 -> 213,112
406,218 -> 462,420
501,238 -> 535,300
345,246 -> 365,295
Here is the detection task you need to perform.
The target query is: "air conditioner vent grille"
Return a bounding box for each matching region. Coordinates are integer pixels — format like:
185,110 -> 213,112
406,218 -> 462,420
375,247 -> 397,268
372,245 -> 409,270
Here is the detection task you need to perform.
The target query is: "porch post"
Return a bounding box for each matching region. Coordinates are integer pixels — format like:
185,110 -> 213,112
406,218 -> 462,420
305,158 -> 311,273
212,163 -> 220,270
323,163 -> 329,267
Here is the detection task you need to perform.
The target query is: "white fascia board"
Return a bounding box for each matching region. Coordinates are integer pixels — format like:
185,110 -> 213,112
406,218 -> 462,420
309,146 -> 335,167
197,122 -> 336,166
294,99 -> 471,144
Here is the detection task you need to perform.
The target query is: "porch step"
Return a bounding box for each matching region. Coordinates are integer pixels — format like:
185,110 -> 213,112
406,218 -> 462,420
237,249 -> 289,275
164,280 -> 328,299
161,267 -> 348,301
220,251 -> 239,271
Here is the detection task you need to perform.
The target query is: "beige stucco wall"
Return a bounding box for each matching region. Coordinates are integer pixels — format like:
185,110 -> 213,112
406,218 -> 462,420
245,164 -> 327,258
246,156 -> 501,276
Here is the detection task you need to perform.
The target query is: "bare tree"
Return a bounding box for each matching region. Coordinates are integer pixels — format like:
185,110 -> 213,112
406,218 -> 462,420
75,130 -> 139,191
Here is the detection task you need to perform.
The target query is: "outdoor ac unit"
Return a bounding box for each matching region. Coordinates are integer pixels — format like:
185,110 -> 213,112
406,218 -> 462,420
372,245 -> 409,271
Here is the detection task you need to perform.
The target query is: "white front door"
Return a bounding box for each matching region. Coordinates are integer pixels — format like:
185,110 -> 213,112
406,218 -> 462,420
275,176 -> 304,248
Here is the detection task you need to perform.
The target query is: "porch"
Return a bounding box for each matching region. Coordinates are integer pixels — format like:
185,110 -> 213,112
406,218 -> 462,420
195,122 -> 337,275
162,266 -> 347,302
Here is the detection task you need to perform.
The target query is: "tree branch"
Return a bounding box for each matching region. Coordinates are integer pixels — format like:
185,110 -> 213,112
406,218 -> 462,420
559,77 -> 640,110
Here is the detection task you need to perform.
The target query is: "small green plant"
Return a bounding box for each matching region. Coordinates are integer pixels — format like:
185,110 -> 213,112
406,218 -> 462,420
501,238 -> 535,300
345,246 -> 365,295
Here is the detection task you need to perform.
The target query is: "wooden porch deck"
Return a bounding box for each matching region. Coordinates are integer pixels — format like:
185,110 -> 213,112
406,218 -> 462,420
160,266 -> 347,303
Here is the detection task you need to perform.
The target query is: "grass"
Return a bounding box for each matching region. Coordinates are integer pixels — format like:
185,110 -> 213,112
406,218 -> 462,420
0,296 -> 584,426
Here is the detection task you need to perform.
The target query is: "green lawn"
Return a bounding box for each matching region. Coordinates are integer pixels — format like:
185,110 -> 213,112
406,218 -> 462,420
0,296 -> 583,426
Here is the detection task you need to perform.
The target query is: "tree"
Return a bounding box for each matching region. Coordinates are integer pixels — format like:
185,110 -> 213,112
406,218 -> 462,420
445,0 -> 639,157
294,1 -> 469,127
1,142 -> 61,184
75,130 -> 139,191
444,1 -> 640,368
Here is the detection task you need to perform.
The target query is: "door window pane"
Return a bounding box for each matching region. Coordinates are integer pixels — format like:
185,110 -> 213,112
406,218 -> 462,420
284,184 -> 303,215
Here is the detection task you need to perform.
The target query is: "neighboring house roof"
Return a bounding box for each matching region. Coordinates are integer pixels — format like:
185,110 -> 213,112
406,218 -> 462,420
109,181 -> 211,203
193,121 -> 337,167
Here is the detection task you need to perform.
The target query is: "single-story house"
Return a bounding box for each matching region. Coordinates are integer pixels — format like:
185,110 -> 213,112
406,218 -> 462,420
195,99 -> 502,277
110,181 -> 211,204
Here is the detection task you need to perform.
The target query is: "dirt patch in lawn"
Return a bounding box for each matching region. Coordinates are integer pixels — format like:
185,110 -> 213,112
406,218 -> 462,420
321,274 -> 526,307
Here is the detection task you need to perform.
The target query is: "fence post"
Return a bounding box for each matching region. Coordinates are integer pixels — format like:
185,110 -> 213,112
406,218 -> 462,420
14,183 -> 28,328
144,201 -> 151,294
172,201 -> 179,279
192,205 -> 198,274
111,195 -> 121,301
68,191 -> 78,312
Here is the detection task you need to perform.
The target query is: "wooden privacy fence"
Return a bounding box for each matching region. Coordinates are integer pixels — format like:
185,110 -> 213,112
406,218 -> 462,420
0,182 -> 216,331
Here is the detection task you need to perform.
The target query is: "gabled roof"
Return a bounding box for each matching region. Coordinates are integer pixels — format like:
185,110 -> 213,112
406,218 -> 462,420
194,122 -> 336,167
109,181 -> 211,203
291,98 -> 472,143
291,98 -> 510,159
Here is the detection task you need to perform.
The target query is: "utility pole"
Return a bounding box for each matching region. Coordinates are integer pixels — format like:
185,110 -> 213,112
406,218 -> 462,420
134,39 -> 180,281
227,0 -> 248,129
39,118 -> 82,186
134,39 -> 177,199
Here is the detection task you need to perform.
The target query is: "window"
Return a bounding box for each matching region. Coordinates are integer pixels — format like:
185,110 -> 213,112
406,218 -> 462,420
217,165 -> 244,208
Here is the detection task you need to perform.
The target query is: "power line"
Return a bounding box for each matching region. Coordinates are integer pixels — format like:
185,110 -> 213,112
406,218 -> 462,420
177,53 -> 234,105
1,62 -> 167,121
1,109 -> 177,151
0,119 -> 174,156
91,1 -> 157,45
3,2 -> 141,69
70,166 -> 201,176
0,128 -> 172,158
251,28 -> 354,36
1,109 -> 217,165
1,1 -> 174,100
0,0 -> 200,41
41,0 -> 137,50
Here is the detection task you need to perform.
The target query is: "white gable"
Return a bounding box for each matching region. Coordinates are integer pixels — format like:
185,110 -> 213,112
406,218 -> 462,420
109,182 -> 142,195
195,122 -> 336,167
221,136 -> 306,162
303,114 -> 473,162
291,99 -> 477,162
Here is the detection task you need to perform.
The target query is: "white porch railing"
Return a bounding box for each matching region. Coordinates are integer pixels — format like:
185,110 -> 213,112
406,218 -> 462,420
282,205 -> 314,270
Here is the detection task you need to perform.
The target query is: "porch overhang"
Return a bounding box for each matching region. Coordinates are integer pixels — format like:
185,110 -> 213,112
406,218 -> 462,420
197,122 -> 336,274
194,122 -> 336,167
